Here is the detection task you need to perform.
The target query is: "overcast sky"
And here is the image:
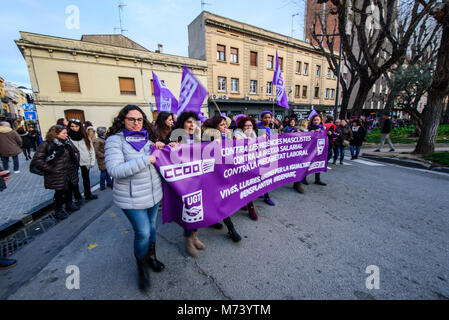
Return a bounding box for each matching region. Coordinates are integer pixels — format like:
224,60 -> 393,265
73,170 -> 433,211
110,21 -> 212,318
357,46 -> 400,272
0,0 -> 306,87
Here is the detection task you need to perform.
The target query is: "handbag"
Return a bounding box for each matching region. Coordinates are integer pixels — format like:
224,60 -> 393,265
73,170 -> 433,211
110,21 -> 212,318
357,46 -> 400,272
29,142 -> 52,176
343,140 -> 350,147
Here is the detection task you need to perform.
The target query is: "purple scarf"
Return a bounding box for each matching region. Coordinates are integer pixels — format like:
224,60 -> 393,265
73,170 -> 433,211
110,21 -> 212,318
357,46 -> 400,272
123,129 -> 149,152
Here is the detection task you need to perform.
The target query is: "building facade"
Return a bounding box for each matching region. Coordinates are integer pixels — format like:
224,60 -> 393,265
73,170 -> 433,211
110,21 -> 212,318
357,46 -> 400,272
15,32 -> 208,136
0,78 -> 27,128
188,11 -> 338,120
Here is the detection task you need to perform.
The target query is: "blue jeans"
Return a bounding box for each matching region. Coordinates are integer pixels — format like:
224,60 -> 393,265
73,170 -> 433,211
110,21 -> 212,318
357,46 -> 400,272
122,203 -> 160,260
100,170 -> 112,188
333,146 -> 346,163
1,155 -> 19,171
350,145 -> 361,158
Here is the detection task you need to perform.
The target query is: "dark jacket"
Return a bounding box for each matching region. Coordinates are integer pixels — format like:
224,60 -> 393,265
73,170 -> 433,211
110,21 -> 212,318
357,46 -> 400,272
28,130 -> 40,144
19,132 -> 34,149
335,125 -> 353,146
93,137 -> 107,171
381,118 -> 392,134
32,139 -> 80,191
350,126 -> 366,146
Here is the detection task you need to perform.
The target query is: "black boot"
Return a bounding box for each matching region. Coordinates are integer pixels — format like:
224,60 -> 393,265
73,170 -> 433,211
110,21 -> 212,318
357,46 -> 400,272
209,222 -> 223,230
54,208 -> 68,220
65,202 -> 80,213
146,243 -> 165,273
85,194 -> 98,201
136,257 -> 150,292
223,218 -> 241,242
314,173 -> 327,186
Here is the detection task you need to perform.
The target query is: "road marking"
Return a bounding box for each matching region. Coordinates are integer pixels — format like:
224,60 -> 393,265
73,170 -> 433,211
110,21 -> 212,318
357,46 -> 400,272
353,159 -> 385,167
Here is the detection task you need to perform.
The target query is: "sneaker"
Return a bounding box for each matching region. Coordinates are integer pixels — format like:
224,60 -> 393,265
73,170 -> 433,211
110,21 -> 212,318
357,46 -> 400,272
14,171 -> 20,174
327,166 -> 332,170
100,186 -> 106,191
389,149 -> 396,152
263,197 -> 275,206
65,202 -> 80,213
0,258 -> 17,270
374,149 -> 381,152
85,194 -> 98,201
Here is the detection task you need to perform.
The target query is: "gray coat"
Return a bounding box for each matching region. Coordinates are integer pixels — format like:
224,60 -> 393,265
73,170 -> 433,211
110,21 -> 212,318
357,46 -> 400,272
105,132 -> 162,210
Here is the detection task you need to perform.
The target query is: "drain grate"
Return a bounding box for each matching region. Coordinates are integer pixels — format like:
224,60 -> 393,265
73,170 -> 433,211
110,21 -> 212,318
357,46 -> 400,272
1,213 -> 58,258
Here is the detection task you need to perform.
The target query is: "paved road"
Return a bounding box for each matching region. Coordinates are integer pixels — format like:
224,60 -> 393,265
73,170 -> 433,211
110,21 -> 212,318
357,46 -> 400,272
1,155 -> 448,300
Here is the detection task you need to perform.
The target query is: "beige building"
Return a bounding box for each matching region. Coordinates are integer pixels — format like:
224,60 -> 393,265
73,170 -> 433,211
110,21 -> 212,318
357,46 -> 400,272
15,32 -> 208,136
188,11 -> 338,119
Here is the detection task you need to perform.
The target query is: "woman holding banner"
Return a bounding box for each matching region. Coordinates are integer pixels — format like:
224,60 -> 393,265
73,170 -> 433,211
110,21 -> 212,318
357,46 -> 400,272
169,111 -> 207,258
105,105 -> 164,292
234,116 -> 259,221
149,111 -> 175,145
202,115 -> 242,243
305,114 -> 327,186
256,111 -> 276,206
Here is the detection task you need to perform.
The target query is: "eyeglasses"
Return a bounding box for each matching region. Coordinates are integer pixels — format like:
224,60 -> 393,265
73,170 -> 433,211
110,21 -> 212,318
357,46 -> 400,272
244,124 -> 253,128
125,117 -> 144,123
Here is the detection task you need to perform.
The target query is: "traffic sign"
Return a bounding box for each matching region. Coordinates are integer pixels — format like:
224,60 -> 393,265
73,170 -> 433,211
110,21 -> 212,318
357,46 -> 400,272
22,104 -> 36,111
24,111 -> 37,120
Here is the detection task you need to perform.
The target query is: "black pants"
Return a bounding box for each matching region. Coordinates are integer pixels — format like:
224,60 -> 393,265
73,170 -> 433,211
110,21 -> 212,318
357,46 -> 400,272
22,147 -> 32,160
80,166 -> 93,197
54,182 -> 77,210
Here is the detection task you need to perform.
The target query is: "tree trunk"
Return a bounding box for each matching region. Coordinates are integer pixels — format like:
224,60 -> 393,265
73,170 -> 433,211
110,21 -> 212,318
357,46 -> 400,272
414,4 -> 449,154
351,80 -> 372,118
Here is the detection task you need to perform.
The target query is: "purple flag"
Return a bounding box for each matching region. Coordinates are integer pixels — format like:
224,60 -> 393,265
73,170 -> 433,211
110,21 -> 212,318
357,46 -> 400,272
273,51 -> 289,109
151,131 -> 328,230
308,109 -> 318,120
177,66 -> 208,116
152,72 -> 179,114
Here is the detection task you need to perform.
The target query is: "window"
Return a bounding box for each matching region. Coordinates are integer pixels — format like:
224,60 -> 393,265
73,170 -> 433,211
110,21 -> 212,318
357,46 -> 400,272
150,79 -> 154,96
331,89 -> 335,99
230,47 -> 239,63
267,55 -> 274,69
296,61 -> 302,74
316,65 -> 321,77
250,80 -> 258,94
218,77 -> 227,92
325,88 -> 330,99
302,86 -> 308,98
295,85 -> 301,98
304,63 -> 309,75
332,71 -> 337,80
266,81 -> 273,95
58,72 -> 80,92
327,68 -> 331,78
231,78 -> 239,93
119,77 -> 136,95
314,87 -> 320,98
279,57 -> 284,71
217,45 -> 226,61
64,109 -> 85,122
250,51 -> 258,66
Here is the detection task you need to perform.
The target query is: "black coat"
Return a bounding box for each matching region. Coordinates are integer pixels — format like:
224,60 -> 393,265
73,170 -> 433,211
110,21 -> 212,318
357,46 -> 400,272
381,118 -> 392,134
32,139 -> 80,191
350,126 -> 366,146
19,133 -> 34,149
335,125 -> 353,146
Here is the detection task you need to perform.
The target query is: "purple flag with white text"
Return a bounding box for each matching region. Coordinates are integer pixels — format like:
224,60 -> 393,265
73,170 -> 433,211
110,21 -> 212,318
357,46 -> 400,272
177,66 -> 208,116
273,51 -> 289,109
152,72 -> 179,114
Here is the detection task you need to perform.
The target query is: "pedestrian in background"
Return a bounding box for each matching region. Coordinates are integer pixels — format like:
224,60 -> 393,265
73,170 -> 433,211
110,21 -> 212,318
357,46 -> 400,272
374,113 -> 396,152
93,127 -> 111,191
333,120 -> 353,165
57,118 -> 69,127
31,125 -> 81,219
283,118 -> 298,133
84,121 -> 97,141
27,126 -> 40,151
17,127 -> 33,160
350,119 -> 366,160
105,105 -> 164,292
67,119 -> 98,201
0,121 -> 22,173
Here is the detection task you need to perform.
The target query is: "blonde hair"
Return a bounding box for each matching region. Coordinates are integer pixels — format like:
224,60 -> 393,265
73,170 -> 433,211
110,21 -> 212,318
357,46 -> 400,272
298,119 -> 308,130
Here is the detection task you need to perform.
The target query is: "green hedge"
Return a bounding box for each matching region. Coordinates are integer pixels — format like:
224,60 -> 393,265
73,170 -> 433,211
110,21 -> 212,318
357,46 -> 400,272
365,124 -> 449,144
422,152 -> 449,166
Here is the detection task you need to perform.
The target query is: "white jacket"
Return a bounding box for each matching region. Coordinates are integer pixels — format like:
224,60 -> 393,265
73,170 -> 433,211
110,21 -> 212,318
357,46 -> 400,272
70,138 -> 96,167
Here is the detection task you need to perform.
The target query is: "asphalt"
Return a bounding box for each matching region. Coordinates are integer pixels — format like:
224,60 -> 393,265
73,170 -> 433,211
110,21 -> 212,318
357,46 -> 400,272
1,156 -> 449,300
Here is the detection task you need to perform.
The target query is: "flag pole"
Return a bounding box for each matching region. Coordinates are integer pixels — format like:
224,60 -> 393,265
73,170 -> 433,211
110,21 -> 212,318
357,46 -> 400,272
272,83 -> 275,117
211,96 -> 222,115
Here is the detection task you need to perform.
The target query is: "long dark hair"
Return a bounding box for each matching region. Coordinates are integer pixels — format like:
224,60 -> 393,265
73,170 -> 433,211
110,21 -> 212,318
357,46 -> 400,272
107,105 -> 152,137
155,112 -> 174,131
68,119 -> 92,150
203,115 -> 225,130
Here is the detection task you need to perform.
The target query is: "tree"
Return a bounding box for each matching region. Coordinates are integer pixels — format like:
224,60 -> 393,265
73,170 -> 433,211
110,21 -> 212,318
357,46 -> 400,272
318,0 -> 437,117
414,0 -> 449,154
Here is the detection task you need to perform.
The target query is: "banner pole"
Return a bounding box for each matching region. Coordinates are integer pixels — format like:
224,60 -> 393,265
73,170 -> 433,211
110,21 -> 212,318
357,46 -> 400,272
211,97 -> 222,115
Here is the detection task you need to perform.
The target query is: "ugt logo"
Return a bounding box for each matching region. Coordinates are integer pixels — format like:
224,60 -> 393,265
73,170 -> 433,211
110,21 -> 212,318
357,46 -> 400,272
317,139 -> 326,156
182,190 -> 204,223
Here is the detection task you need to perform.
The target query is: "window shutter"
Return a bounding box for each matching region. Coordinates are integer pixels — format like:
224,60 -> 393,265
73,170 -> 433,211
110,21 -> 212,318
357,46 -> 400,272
250,52 -> 257,66
58,72 -> 80,92
119,77 -> 136,95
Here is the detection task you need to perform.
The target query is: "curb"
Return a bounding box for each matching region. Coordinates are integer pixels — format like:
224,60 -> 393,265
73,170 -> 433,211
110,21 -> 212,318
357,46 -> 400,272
362,154 -> 449,173
0,183 -> 100,240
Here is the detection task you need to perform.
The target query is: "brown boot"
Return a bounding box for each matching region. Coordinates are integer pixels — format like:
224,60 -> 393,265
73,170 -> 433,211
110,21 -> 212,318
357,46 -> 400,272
192,231 -> 206,250
185,236 -> 199,258
293,182 -> 305,194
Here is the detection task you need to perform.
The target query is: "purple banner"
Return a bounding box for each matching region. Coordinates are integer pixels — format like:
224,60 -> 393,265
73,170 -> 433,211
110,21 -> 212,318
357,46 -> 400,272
273,51 -> 289,109
177,66 -> 208,116
152,71 -> 179,113
151,131 -> 328,230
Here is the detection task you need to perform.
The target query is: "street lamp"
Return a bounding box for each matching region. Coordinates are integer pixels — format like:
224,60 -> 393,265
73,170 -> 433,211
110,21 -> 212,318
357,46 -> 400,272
314,33 -> 342,120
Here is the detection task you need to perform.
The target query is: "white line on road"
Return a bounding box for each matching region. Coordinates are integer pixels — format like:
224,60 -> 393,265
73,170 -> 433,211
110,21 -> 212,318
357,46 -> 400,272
352,159 -> 386,166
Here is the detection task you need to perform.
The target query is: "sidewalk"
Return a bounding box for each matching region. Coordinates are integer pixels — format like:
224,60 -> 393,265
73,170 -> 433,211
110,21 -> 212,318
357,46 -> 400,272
0,152 -> 100,229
